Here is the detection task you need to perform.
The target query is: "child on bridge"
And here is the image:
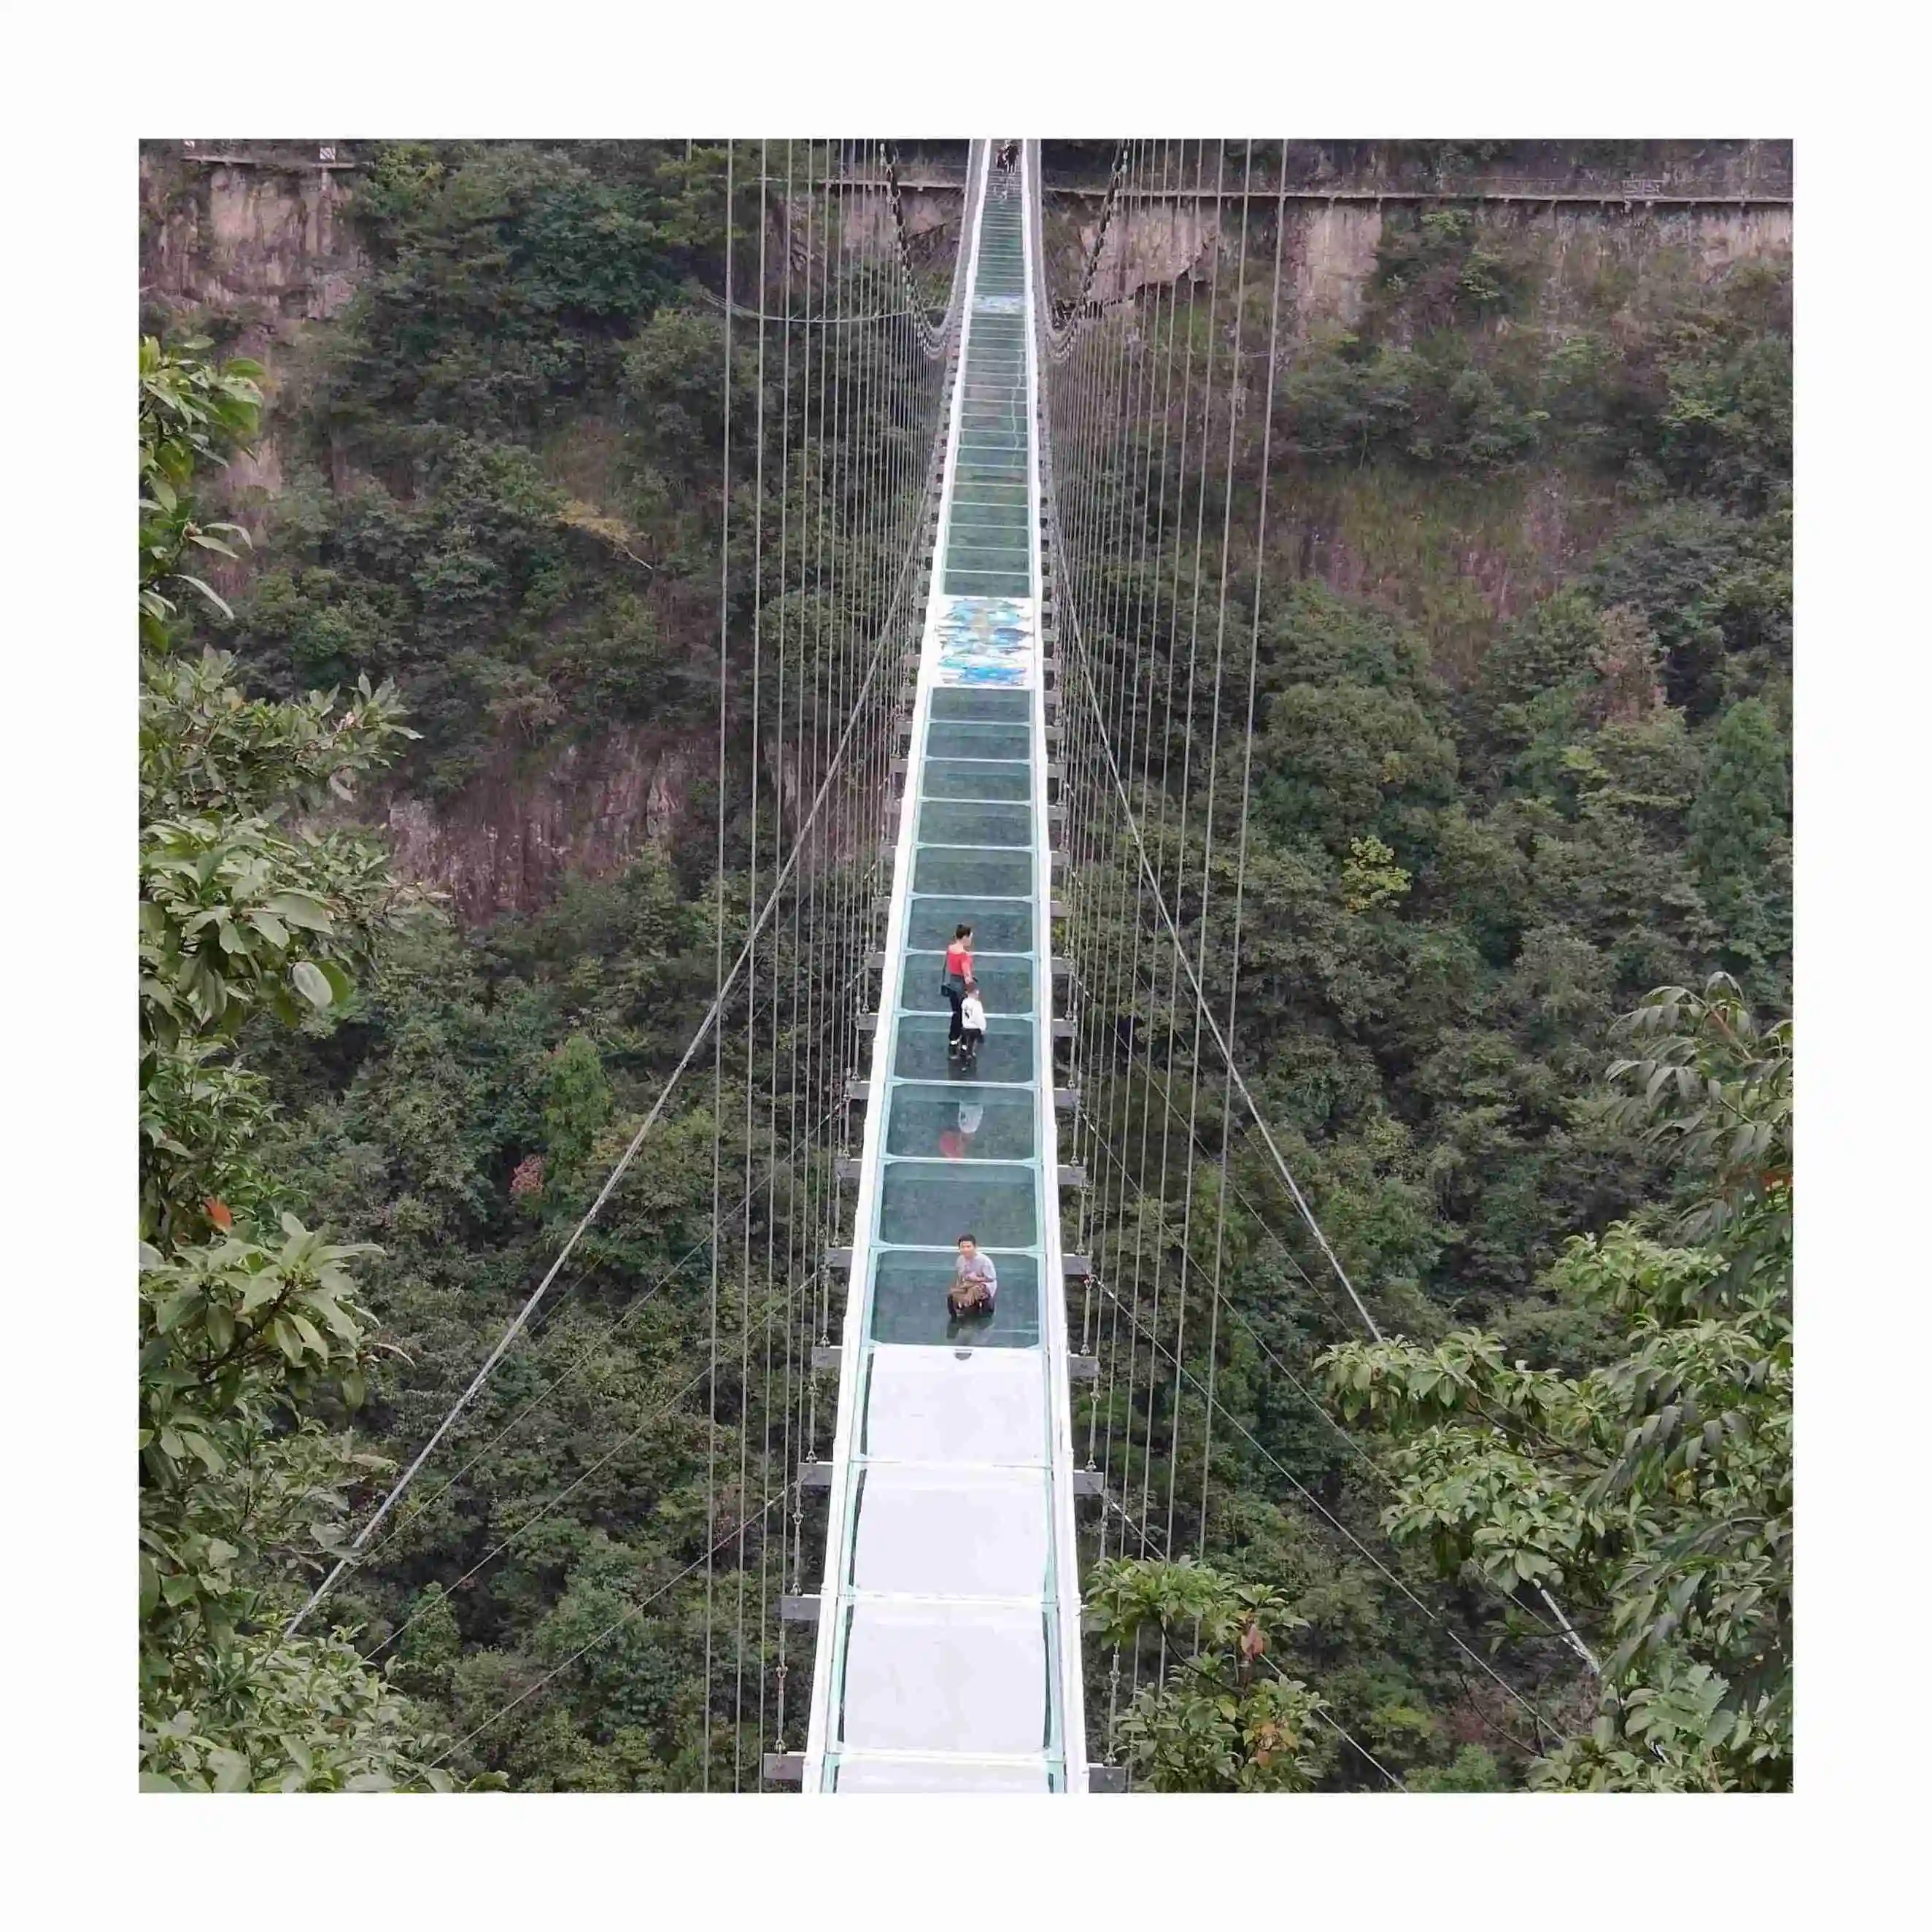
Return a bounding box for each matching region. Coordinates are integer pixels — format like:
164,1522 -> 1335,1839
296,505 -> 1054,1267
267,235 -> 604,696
956,980 -> 986,1073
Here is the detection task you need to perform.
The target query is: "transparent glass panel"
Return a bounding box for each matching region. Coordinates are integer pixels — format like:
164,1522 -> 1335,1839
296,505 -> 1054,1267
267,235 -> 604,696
913,847 -> 1034,897
886,1083 -> 1035,1160
946,520 -> 1029,552
837,1603 -> 1051,1755
918,800 -> 1033,849
948,482 -> 1030,509
943,571 -> 1032,598
945,543 -> 1029,573
947,502 -> 1028,526
927,723 -> 1031,762
879,1159 -> 1038,1248
921,760 -> 1031,803
946,516 -> 1029,538
932,689 -> 1032,724
907,898 -> 1034,953
860,1345 -> 1046,1461
899,951 -> 1033,1015
894,1013 -> 1036,1083
850,1464 -> 1049,1596
870,1251 -> 1040,1348
830,1756 -> 1056,1793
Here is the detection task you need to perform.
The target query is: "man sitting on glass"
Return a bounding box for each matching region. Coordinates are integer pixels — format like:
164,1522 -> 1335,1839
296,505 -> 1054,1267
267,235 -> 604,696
947,1232 -> 998,1321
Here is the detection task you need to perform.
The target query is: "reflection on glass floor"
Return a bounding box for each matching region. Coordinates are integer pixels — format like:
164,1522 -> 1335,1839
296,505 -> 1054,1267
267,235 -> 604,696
922,758 -> 1032,802
886,1083 -> 1036,1159
810,145 -> 1078,1795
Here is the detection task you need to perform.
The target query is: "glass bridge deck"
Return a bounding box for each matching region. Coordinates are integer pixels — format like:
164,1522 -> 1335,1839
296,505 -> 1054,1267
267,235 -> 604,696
804,144 -> 1086,1794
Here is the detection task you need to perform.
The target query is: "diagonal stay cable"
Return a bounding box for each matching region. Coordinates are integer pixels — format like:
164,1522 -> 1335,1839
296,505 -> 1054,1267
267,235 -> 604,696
348,1090 -> 850,1574
1084,1263 -> 1569,1750
1075,1114 -> 1606,1663
1088,1318 -> 1408,1791
403,1489 -> 791,1782
361,1260 -> 821,1670
1039,138 -> 1599,1695
289,533 -> 938,1641
1055,603 -> 1386,1345
292,172 -> 972,1643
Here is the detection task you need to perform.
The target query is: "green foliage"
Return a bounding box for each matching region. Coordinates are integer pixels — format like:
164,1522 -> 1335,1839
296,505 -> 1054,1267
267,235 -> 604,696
139,334 -> 262,646
1372,207 -> 1537,328
1320,973 -> 1791,1790
1408,1744 -> 1505,1792
1273,330 -> 1548,474
139,648 -> 416,1244
1587,501 -> 1790,719
223,141 -> 919,799
139,337 -> 439,1790
133,144 -> 1791,1793
1340,833 -> 1412,913
1685,700 -> 1791,995
1086,1558 -> 1338,1791
1271,236 -> 1790,514
317,142 -> 705,436
541,1032 -> 615,1197
142,1623 -> 448,1793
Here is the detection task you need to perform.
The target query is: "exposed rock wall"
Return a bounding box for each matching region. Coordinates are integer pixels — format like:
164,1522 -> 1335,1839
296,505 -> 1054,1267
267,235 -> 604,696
1062,194 -> 1793,334
142,139 -> 1792,923
385,732 -> 701,925
139,149 -> 363,495
140,155 -> 363,344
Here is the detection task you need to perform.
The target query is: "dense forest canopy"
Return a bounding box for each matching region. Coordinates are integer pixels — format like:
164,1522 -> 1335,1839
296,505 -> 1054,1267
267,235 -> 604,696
137,137 -> 1791,1791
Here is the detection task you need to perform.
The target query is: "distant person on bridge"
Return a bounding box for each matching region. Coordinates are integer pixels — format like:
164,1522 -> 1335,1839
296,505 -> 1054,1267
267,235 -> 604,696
948,1233 -> 998,1321
943,924 -> 975,1056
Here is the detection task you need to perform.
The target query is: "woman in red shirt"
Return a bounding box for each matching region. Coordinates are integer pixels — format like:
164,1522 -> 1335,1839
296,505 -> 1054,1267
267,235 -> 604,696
943,923 -> 974,1056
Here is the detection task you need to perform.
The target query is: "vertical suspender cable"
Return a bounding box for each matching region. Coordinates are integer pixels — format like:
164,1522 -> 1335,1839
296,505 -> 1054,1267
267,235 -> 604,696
703,138 -> 736,1794
1197,145 -> 1289,1556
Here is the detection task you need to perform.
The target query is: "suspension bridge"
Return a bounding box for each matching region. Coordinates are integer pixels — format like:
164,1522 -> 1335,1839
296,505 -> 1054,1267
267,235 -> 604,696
291,137 -> 1583,1794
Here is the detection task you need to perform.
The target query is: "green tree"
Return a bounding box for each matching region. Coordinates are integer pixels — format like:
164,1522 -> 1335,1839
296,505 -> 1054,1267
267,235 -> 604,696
541,1031 -> 616,1199
1687,698 -> 1791,995
139,336 -> 442,1790
139,334 -> 262,647
1084,1558 -> 1340,1792
1320,975 -> 1790,1790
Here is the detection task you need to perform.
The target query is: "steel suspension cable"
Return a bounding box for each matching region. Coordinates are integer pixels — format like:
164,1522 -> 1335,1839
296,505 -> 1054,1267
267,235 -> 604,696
290,176 -> 959,1649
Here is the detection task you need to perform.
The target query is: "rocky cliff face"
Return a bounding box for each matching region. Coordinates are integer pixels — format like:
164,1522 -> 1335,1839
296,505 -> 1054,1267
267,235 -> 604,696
385,730 -> 700,924
139,149 -> 363,496
140,139 -> 1790,922
139,144 -> 715,927
1039,143 -> 1791,679
1060,172 -> 1792,331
